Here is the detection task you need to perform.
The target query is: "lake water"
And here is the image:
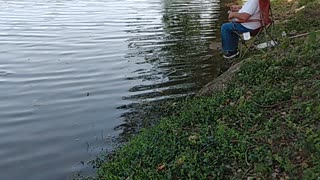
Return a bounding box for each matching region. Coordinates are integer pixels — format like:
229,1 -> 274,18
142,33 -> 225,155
0,0 -> 225,179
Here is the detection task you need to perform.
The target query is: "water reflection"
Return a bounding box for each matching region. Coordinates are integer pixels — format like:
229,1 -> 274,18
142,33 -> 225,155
116,0 -> 223,138
0,0 -> 228,179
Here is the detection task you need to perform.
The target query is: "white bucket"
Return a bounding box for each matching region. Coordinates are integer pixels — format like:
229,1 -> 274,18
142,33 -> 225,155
243,32 -> 251,40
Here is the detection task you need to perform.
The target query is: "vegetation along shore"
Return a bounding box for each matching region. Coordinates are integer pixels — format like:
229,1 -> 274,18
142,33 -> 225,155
91,0 -> 319,179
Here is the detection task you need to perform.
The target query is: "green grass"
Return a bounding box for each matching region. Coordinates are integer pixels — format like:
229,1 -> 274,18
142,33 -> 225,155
95,1 -> 320,179
285,1 -> 320,32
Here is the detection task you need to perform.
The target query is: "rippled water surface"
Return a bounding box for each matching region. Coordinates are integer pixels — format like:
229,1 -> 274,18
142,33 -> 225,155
0,0 -> 224,179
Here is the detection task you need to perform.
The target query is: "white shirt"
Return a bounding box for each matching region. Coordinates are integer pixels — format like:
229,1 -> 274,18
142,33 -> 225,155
239,0 -> 261,30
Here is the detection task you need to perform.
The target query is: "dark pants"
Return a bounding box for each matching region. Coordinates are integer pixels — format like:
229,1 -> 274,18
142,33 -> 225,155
221,22 -> 252,52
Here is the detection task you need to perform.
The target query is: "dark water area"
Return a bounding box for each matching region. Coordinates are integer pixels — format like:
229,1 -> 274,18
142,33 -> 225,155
0,0 -> 226,179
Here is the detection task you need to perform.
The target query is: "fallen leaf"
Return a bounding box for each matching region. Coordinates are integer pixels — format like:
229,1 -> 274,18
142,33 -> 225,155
281,112 -> 287,115
157,164 -> 166,171
188,135 -> 198,141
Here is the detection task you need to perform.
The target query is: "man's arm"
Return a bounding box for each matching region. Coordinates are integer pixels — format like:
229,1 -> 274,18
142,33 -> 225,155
228,12 -> 251,22
230,0 -> 259,22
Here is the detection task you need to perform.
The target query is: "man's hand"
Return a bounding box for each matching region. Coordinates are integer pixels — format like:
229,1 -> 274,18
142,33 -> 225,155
228,12 -> 237,21
230,5 -> 242,12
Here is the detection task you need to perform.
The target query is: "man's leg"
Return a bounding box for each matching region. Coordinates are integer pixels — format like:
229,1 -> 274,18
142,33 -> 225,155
221,22 -> 252,58
221,22 -> 239,52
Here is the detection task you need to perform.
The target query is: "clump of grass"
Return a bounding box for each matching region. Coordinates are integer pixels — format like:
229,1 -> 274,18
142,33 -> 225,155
298,0 -> 318,7
284,0 -> 320,32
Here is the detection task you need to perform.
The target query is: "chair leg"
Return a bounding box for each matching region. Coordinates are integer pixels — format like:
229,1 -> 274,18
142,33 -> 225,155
234,31 -> 248,58
235,26 -> 277,59
240,37 -> 255,58
240,31 -> 262,58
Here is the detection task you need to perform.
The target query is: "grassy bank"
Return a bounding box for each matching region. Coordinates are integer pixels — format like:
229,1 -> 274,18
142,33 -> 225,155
96,0 -> 320,179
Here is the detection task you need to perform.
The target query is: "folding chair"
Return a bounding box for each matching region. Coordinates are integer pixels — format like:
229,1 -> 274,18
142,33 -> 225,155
235,0 -> 277,58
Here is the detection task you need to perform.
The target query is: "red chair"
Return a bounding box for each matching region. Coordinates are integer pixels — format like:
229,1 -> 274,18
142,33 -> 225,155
235,0 -> 277,58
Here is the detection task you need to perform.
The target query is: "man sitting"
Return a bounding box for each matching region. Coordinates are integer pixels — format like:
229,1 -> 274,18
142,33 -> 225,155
221,0 -> 262,59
